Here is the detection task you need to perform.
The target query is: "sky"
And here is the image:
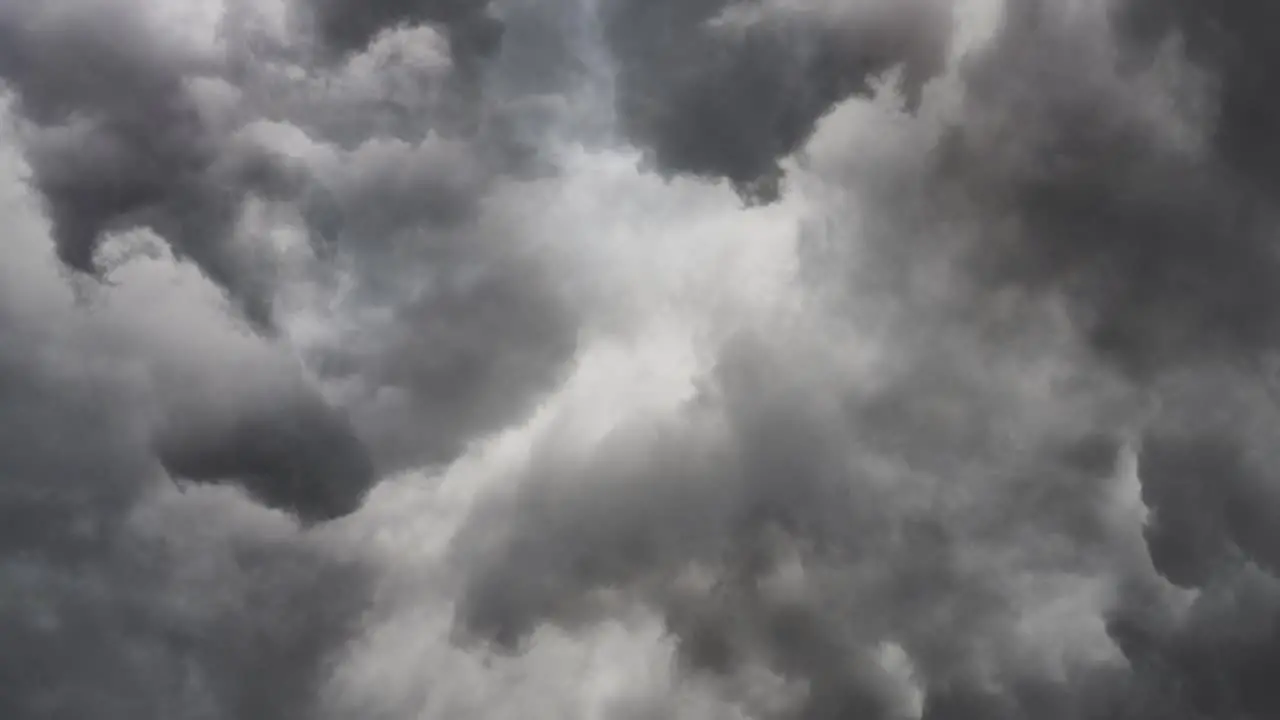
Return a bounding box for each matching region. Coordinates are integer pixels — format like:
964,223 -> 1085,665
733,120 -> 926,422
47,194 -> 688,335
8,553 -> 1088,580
4,0 -> 1280,718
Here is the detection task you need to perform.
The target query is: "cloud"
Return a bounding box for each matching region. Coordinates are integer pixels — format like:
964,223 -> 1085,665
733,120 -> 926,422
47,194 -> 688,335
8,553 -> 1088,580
0,0 -> 578,478
153,388 -> 376,524
1116,0 -> 1280,192
299,0 -> 505,63
0,0 -> 294,327
9,0 -> 1280,718
925,0 -> 1280,377
448,315 -> 1143,718
0,139 -> 372,718
601,0 -> 953,201
284,131 -> 579,475
432,1 -> 1280,718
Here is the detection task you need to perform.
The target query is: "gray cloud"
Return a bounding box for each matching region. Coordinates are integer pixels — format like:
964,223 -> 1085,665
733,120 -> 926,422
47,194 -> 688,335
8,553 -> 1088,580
334,261 -> 577,474
602,0 -> 952,202
927,0 -> 1280,377
1092,368 -> 1280,720
0,0 -> 577,483
291,0 -> 506,146
10,0 -> 1280,718
154,390 -> 376,524
0,499 -> 371,720
300,0 -> 505,61
896,12 -> 1280,714
0,85 -> 378,709
450,326 -> 1142,718
1115,0 -> 1280,193
0,247 -> 372,719
236,6 -> 583,478
0,0 -> 294,327
0,0 -> 574,714
291,131 -> 578,475
438,1 -> 1280,718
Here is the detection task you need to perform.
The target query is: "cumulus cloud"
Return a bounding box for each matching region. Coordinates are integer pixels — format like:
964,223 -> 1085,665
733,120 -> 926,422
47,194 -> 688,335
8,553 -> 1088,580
0,0 -> 294,326
602,0 -> 953,202
7,0 -> 1280,718
925,0 -> 1280,378
300,0 -> 505,63
0,133 -> 371,718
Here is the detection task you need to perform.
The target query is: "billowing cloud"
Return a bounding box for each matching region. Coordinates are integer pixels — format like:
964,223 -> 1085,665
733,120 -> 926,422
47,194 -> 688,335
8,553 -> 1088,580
0,139 -> 371,718
7,0 -> 1280,718
924,0 -> 1280,377
300,0 -> 505,62
602,0 -> 953,201
0,0 -> 294,326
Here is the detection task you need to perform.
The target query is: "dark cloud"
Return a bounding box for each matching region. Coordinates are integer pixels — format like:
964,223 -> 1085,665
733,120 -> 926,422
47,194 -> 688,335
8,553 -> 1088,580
450,329 -> 1138,718
294,0 -> 506,140
602,0 -> 952,202
900,13 -> 1280,714
301,0 -> 504,61
1106,564 -> 1280,720
0,0 -> 566,717
291,133 -> 577,476
0,0 -> 576,486
335,256 -> 577,474
438,1 -> 1280,718
0,271 -> 371,720
155,391 -> 376,524
0,327 -> 152,562
0,1 -> 294,327
0,506 -> 371,720
1115,0 -> 1280,192
0,94 -> 376,710
1085,369 -> 1280,720
925,0 -> 1280,377
227,4 -> 582,479
12,0 -> 1280,717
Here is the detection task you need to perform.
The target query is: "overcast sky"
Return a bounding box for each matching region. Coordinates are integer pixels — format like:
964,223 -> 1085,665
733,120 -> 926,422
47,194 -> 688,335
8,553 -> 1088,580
4,1 -> 1280,718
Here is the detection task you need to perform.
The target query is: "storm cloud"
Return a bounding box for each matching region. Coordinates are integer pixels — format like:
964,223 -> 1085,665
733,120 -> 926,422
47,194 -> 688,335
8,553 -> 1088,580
0,0 -> 294,326
603,0 -> 953,201
7,0 -> 1280,718
0,147 -> 372,718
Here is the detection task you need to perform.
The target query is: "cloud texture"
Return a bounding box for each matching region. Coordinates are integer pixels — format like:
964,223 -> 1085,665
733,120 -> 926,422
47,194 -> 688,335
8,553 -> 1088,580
5,0 -> 1280,718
